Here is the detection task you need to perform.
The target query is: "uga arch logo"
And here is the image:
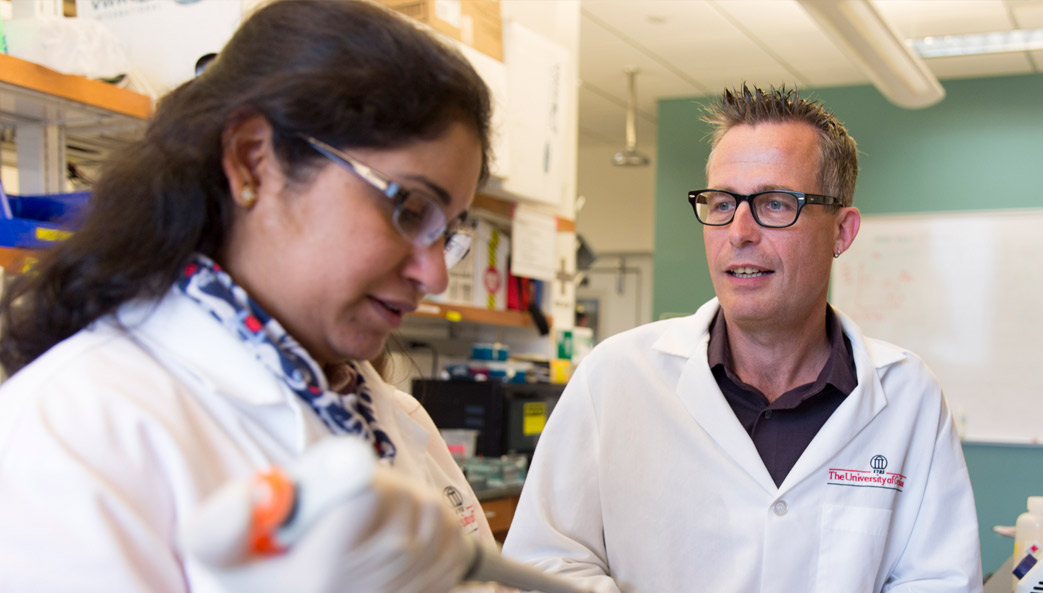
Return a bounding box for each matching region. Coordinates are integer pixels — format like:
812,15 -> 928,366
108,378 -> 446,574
443,486 -> 480,534
827,455 -> 906,492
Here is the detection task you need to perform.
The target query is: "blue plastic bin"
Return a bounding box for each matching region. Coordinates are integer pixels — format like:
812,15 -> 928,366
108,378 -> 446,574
0,181 -> 89,249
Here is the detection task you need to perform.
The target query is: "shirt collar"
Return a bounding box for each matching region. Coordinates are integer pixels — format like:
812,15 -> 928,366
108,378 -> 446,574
707,304 -> 858,397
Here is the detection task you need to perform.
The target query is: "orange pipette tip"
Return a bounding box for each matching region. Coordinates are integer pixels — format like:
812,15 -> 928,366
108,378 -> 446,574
247,467 -> 296,555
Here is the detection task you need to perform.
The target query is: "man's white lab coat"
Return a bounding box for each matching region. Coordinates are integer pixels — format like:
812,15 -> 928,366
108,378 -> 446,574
503,298 -> 982,593
0,289 -> 493,592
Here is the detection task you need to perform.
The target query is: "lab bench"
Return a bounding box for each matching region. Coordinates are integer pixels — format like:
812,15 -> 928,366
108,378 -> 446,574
474,484 -> 523,543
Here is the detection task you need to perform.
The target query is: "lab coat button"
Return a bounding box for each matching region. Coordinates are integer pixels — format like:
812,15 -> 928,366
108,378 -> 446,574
772,500 -> 788,516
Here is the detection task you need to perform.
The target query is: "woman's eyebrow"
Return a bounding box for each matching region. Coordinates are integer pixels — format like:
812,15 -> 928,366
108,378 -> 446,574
402,174 -> 452,207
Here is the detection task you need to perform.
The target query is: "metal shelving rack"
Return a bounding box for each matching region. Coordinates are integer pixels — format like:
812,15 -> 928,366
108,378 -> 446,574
0,53 -> 151,194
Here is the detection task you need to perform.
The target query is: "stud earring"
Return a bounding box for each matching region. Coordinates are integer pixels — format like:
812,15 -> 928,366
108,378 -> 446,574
833,250 -> 841,259
239,185 -> 257,208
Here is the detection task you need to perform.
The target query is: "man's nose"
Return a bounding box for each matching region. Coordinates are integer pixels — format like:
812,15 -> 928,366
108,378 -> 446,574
728,201 -> 760,244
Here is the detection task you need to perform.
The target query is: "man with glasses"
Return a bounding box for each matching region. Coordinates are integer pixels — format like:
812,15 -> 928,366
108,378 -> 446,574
503,85 -> 981,593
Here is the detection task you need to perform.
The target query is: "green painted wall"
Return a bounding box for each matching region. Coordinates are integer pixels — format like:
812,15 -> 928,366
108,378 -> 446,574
652,74 -> 1043,318
651,73 -> 1043,578
965,442 -> 1043,575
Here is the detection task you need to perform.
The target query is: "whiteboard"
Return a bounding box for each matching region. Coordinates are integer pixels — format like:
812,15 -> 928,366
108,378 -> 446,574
830,209 -> 1043,444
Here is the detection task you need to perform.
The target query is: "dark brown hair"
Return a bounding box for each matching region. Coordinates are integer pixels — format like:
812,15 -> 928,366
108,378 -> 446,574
0,0 -> 492,374
702,84 -> 858,208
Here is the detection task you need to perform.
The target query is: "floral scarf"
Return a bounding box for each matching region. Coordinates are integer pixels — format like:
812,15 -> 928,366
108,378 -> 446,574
175,254 -> 396,461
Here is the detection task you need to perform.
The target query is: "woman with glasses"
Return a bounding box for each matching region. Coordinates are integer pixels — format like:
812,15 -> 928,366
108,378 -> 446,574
0,1 -> 496,591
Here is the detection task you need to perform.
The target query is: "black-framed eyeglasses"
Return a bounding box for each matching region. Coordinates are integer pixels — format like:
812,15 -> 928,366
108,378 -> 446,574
302,135 -> 472,268
688,189 -> 843,229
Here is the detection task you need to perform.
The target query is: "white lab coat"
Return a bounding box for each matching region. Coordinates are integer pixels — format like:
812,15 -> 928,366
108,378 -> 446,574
503,298 -> 982,593
0,288 -> 494,592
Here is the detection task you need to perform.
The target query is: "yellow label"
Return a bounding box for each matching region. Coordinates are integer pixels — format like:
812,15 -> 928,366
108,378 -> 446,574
35,228 -> 73,242
445,310 -> 462,322
522,402 -> 547,436
20,256 -> 38,273
487,229 -> 499,309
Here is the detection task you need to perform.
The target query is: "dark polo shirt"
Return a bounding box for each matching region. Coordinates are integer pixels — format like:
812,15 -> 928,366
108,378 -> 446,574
708,305 -> 858,487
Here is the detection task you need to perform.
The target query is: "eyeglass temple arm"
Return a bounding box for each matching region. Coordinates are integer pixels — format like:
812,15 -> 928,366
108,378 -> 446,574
304,136 -> 402,199
805,194 -> 843,205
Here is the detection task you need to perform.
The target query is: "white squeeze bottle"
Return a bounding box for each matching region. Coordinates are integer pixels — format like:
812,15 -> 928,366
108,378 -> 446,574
1012,496 -> 1043,591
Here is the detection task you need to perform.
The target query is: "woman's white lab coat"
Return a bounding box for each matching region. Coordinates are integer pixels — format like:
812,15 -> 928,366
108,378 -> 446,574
503,298 -> 982,593
0,288 -> 494,592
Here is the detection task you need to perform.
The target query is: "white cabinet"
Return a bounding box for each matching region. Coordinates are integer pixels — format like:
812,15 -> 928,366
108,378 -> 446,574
439,7 -> 581,347
456,22 -> 574,213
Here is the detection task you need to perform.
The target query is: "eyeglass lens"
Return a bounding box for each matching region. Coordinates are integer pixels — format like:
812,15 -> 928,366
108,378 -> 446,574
694,191 -> 801,228
392,192 -> 472,269
394,192 -> 448,247
444,232 -> 472,269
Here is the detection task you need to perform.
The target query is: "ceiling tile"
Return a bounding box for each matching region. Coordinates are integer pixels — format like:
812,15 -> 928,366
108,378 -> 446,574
924,52 -> 1035,79
1009,0 -> 1043,28
575,0 -> 1043,145
580,11 -> 704,97
875,0 -> 1014,37
582,1 -> 731,49
711,1 -> 872,87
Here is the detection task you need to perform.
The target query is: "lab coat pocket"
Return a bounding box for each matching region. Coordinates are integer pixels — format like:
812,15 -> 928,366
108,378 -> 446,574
816,504 -> 892,593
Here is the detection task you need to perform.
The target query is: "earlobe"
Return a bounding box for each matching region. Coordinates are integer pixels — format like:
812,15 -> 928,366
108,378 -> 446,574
221,114 -> 276,208
238,184 -> 258,208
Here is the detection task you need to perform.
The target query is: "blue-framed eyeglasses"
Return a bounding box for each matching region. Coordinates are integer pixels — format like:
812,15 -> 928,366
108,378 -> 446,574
688,189 -> 843,229
302,135 -> 472,268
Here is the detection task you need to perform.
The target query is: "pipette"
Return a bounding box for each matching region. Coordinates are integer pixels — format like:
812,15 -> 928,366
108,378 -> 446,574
184,437 -> 591,593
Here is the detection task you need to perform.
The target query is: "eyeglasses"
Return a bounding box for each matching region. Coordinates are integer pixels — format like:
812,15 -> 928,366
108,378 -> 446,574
302,135 -> 473,268
688,189 -> 843,229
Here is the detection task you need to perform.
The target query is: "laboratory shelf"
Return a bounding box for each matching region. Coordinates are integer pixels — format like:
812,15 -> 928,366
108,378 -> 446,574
0,54 -> 152,171
0,53 -> 152,122
473,193 -> 575,232
410,300 -> 551,329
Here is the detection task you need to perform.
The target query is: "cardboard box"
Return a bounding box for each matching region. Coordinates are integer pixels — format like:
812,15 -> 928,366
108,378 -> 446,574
377,0 -> 503,61
439,219 -> 510,310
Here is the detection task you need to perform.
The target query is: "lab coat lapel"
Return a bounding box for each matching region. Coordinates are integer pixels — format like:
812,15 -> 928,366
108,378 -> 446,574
777,311 -> 896,493
658,300 -> 778,494
358,362 -> 430,472
123,292 -> 289,406
677,354 -> 779,493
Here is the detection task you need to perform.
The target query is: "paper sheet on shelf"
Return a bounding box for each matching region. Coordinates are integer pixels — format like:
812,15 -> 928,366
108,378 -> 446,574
510,205 -> 555,281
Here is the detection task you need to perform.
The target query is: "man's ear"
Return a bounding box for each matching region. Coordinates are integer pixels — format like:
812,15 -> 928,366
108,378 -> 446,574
834,207 -> 861,257
221,114 -> 276,208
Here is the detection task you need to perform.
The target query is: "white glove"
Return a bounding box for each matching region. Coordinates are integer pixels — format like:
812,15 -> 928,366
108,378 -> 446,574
180,436 -> 469,593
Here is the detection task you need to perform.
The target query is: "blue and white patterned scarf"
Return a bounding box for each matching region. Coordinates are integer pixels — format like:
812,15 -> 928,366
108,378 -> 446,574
175,253 -> 397,462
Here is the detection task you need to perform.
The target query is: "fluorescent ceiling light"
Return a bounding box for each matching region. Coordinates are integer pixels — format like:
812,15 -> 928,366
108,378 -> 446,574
798,0 -> 945,109
910,29 -> 1043,59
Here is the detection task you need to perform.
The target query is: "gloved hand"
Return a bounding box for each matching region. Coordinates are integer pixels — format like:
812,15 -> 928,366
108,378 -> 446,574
180,436 -> 469,593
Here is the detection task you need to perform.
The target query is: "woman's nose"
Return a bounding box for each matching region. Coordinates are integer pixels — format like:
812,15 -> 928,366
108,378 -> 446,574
407,240 -> 449,296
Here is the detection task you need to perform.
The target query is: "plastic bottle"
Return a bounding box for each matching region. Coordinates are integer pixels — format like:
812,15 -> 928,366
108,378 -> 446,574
1013,497 -> 1043,591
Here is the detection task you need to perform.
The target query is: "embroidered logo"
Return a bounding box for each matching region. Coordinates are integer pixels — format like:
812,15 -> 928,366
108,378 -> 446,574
444,486 -> 480,534
828,455 -> 906,492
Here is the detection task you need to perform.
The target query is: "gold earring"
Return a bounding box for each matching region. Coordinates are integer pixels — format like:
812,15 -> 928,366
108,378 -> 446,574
239,185 -> 257,208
